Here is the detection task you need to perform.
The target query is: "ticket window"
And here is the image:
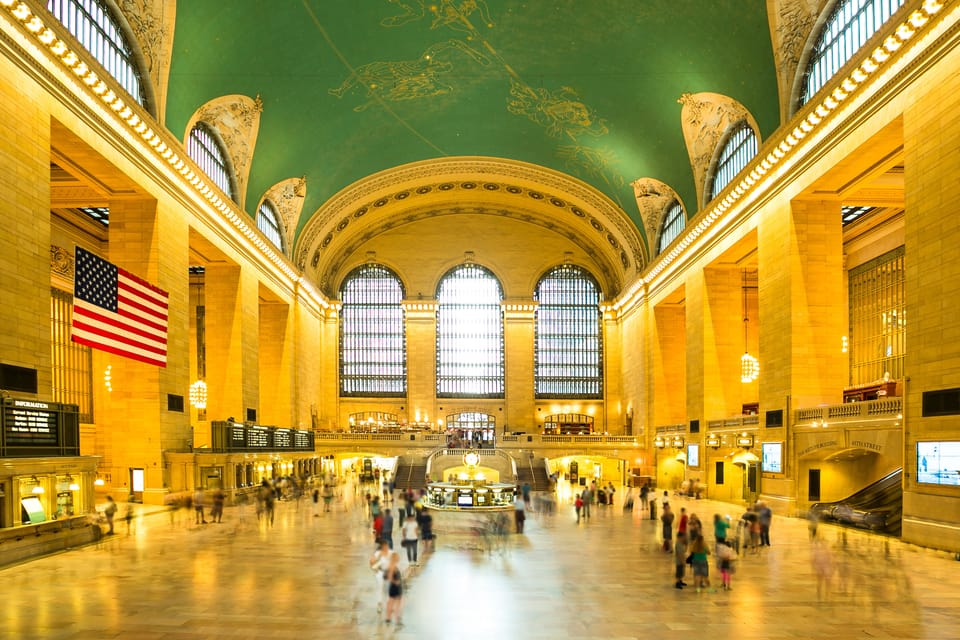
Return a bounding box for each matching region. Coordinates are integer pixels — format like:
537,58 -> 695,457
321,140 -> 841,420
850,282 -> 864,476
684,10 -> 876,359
19,476 -> 49,525
55,475 -> 81,518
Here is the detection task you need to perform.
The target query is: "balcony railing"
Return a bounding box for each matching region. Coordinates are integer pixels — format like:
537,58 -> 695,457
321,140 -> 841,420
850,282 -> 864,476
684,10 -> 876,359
311,431 -> 638,448
795,397 -> 902,425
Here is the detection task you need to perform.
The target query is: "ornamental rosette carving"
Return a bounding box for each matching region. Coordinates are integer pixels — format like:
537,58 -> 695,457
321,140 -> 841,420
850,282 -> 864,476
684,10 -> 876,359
50,245 -> 74,280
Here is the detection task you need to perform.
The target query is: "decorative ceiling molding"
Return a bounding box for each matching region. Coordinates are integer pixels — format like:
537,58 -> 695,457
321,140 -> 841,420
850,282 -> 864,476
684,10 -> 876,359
767,0 -> 826,122
631,178 -> 685,254
260,176 -> 306,256
116,0 -> 176,124
186,94 -> 263,210
677,92 -> 760,211
294,157 -> 647,287
318,202 -> 624,300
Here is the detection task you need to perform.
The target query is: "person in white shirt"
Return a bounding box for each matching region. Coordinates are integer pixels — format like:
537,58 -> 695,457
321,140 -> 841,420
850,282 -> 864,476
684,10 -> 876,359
401,513 -> 420,564
369,539 -> 391,613
514,495 -> 526,534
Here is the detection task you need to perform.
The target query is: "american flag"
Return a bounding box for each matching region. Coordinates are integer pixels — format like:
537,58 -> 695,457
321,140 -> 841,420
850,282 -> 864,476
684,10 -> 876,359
72,246 -> 169,367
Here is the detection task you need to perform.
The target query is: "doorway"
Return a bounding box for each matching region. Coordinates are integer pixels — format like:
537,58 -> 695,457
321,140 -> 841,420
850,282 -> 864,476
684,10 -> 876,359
808,468 -> 821,501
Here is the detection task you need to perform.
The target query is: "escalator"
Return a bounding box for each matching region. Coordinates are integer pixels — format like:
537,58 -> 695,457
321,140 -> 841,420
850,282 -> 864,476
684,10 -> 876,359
809,468 -> 902,535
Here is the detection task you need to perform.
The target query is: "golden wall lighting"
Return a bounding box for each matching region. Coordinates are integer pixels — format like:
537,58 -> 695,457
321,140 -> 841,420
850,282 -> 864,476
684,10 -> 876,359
736,432 -> 755,449
706,434 -> 721,449
189,379 -> 208,409
104,365 -> 112,392
671,435 -> 685,449
30,475 -> 44,494
653,435 -> 666,449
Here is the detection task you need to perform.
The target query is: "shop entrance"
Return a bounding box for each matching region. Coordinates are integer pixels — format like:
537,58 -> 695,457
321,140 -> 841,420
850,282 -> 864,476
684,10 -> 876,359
129,468 -> 145,502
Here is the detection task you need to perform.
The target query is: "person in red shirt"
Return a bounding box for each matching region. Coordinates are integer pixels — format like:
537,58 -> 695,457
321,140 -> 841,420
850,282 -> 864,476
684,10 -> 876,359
678,506 -> 689,537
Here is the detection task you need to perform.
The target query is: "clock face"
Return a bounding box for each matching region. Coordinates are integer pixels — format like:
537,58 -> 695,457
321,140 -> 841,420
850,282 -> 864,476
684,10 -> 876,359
464,452 -> 480,467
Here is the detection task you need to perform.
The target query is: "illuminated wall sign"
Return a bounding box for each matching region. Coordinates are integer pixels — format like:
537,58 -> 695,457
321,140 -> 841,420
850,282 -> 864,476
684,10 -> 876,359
1,399 -> 79,456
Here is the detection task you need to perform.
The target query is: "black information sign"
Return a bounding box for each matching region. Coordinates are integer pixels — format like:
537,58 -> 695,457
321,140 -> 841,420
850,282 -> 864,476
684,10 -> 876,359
4,400 -> 58,446
274,429 -> 292,449
210,422 -> 314,452
246,427 -> 271,448
294,431 -> 311,449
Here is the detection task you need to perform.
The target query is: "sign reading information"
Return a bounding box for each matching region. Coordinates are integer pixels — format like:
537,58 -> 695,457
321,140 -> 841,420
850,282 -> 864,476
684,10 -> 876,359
1,399 -> 80,456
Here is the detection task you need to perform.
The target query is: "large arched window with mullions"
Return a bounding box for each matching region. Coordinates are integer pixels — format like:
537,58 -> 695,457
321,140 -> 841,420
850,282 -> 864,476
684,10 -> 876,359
339,264 -> 406,397
534,265 -> 603,398
187,122 -> 237,202
656,200 -> 686,255
707,121 -> 758,202
257,199 -> 284,252
436,264 -> 504,398
799,0 -> 906,107
46,0 -> 150,112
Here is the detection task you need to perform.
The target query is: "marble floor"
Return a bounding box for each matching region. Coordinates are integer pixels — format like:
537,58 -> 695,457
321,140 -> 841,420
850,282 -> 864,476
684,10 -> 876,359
2,488 -> 959,640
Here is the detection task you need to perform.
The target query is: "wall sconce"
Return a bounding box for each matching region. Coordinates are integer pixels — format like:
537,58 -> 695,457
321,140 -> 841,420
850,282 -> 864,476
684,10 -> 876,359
736,432 -> 755,449
706,434 -> 721,449
671,435 -> 685,449
94,477 -> 105,486
653,435 -> 666,449
30,475 -> 44,494
104,365 -> 112,392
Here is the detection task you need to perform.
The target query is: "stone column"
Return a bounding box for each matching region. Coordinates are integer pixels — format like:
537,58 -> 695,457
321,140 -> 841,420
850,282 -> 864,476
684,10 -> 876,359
503,301 -> 535,432
703,266 -> 750,418
404,301 -> 438,427
259,300 -> 292,427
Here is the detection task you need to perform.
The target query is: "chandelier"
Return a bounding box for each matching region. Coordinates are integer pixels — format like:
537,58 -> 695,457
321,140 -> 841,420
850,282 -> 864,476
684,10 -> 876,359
189,379 -> 208,409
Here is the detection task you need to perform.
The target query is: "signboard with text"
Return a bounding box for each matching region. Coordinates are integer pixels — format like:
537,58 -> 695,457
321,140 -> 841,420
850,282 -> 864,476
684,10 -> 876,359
1,399 -> 79,456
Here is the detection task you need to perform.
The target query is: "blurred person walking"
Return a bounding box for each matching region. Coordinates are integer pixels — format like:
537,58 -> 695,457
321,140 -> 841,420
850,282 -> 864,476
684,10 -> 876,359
674,530 -> 688,589
369,539 -> 391,613
401,512 -> 420,565
384,552 -> 404,625
661,503 -> 675,552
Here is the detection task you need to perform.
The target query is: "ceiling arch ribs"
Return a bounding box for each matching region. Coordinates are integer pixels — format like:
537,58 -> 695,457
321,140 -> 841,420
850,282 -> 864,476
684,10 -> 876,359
294,157 -> 647,296
631,177 -> 687,256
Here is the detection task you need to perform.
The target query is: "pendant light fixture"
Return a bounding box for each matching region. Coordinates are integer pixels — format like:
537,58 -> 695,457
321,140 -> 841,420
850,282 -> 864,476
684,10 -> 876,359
740,269 -> 759,383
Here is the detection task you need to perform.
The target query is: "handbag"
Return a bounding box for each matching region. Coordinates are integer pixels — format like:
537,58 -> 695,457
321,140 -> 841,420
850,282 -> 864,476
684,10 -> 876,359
685,554 -> 694,565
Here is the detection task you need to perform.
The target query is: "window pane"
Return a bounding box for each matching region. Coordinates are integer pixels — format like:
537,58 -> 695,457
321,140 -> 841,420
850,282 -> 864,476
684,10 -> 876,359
187,123 -> 235,201
51,287 -> 93,422
534,265 -> 602,398
339,264 -> 407,396
800,0 -> 906,106
46,0 -> 146,107
257,200 -> 283,251
708,122 -> 757,201
657,201 -> 685,255
436,265 -> 504,398
848,246 -> 904,385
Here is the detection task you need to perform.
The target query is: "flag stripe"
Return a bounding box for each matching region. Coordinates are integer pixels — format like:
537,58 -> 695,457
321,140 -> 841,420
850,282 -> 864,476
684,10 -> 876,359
117,292 -> 168,324
74,300 -> 167,342
71,335 -> 167,367
118,275 -> 168,311
72,317 -> 167,355
72,246 -> 169,368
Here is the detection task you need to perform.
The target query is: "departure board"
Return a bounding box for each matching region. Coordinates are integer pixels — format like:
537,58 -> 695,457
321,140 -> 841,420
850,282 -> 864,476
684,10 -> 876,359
4,399 -> 59,446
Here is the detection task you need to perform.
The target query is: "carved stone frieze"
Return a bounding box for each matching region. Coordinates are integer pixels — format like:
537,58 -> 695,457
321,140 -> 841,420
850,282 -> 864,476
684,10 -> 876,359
261,177 -> 307,256
677,92 -> 759,211
631,178 -> 684,254
187,95 -> 263,209
116,0 -> 176,123
767,0 -> 826,120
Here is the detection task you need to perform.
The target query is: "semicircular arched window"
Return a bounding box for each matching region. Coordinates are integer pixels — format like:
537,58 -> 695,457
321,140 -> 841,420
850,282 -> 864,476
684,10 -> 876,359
708,122 -> 758,202
257,199 -> 283,252
656,200 -> 686,255
187,122 -> 236,202
534,264 -> 602,398
46,0 -> 149,111
436,264 -> 504,398
799,0 -> 906,107
339,264 -> 406,397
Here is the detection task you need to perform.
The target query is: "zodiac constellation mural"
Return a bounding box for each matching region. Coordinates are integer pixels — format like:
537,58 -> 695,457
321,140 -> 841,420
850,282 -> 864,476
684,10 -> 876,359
326,0 -> 626,208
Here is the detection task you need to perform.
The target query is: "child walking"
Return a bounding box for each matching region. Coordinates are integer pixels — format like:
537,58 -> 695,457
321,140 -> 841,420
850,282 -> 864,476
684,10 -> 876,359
717,540 -> 735,590
674,531 -> 688,589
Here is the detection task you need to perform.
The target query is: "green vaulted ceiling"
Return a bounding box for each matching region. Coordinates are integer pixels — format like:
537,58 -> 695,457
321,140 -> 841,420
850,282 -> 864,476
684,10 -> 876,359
166,0 -> 779,245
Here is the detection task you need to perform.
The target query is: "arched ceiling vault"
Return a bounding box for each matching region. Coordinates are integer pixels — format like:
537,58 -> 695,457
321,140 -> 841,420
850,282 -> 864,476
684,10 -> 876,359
295,157 -> 644,299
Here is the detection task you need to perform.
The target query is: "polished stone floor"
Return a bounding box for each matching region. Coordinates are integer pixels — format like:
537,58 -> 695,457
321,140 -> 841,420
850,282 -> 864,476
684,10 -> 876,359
2,486 -> 960,639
